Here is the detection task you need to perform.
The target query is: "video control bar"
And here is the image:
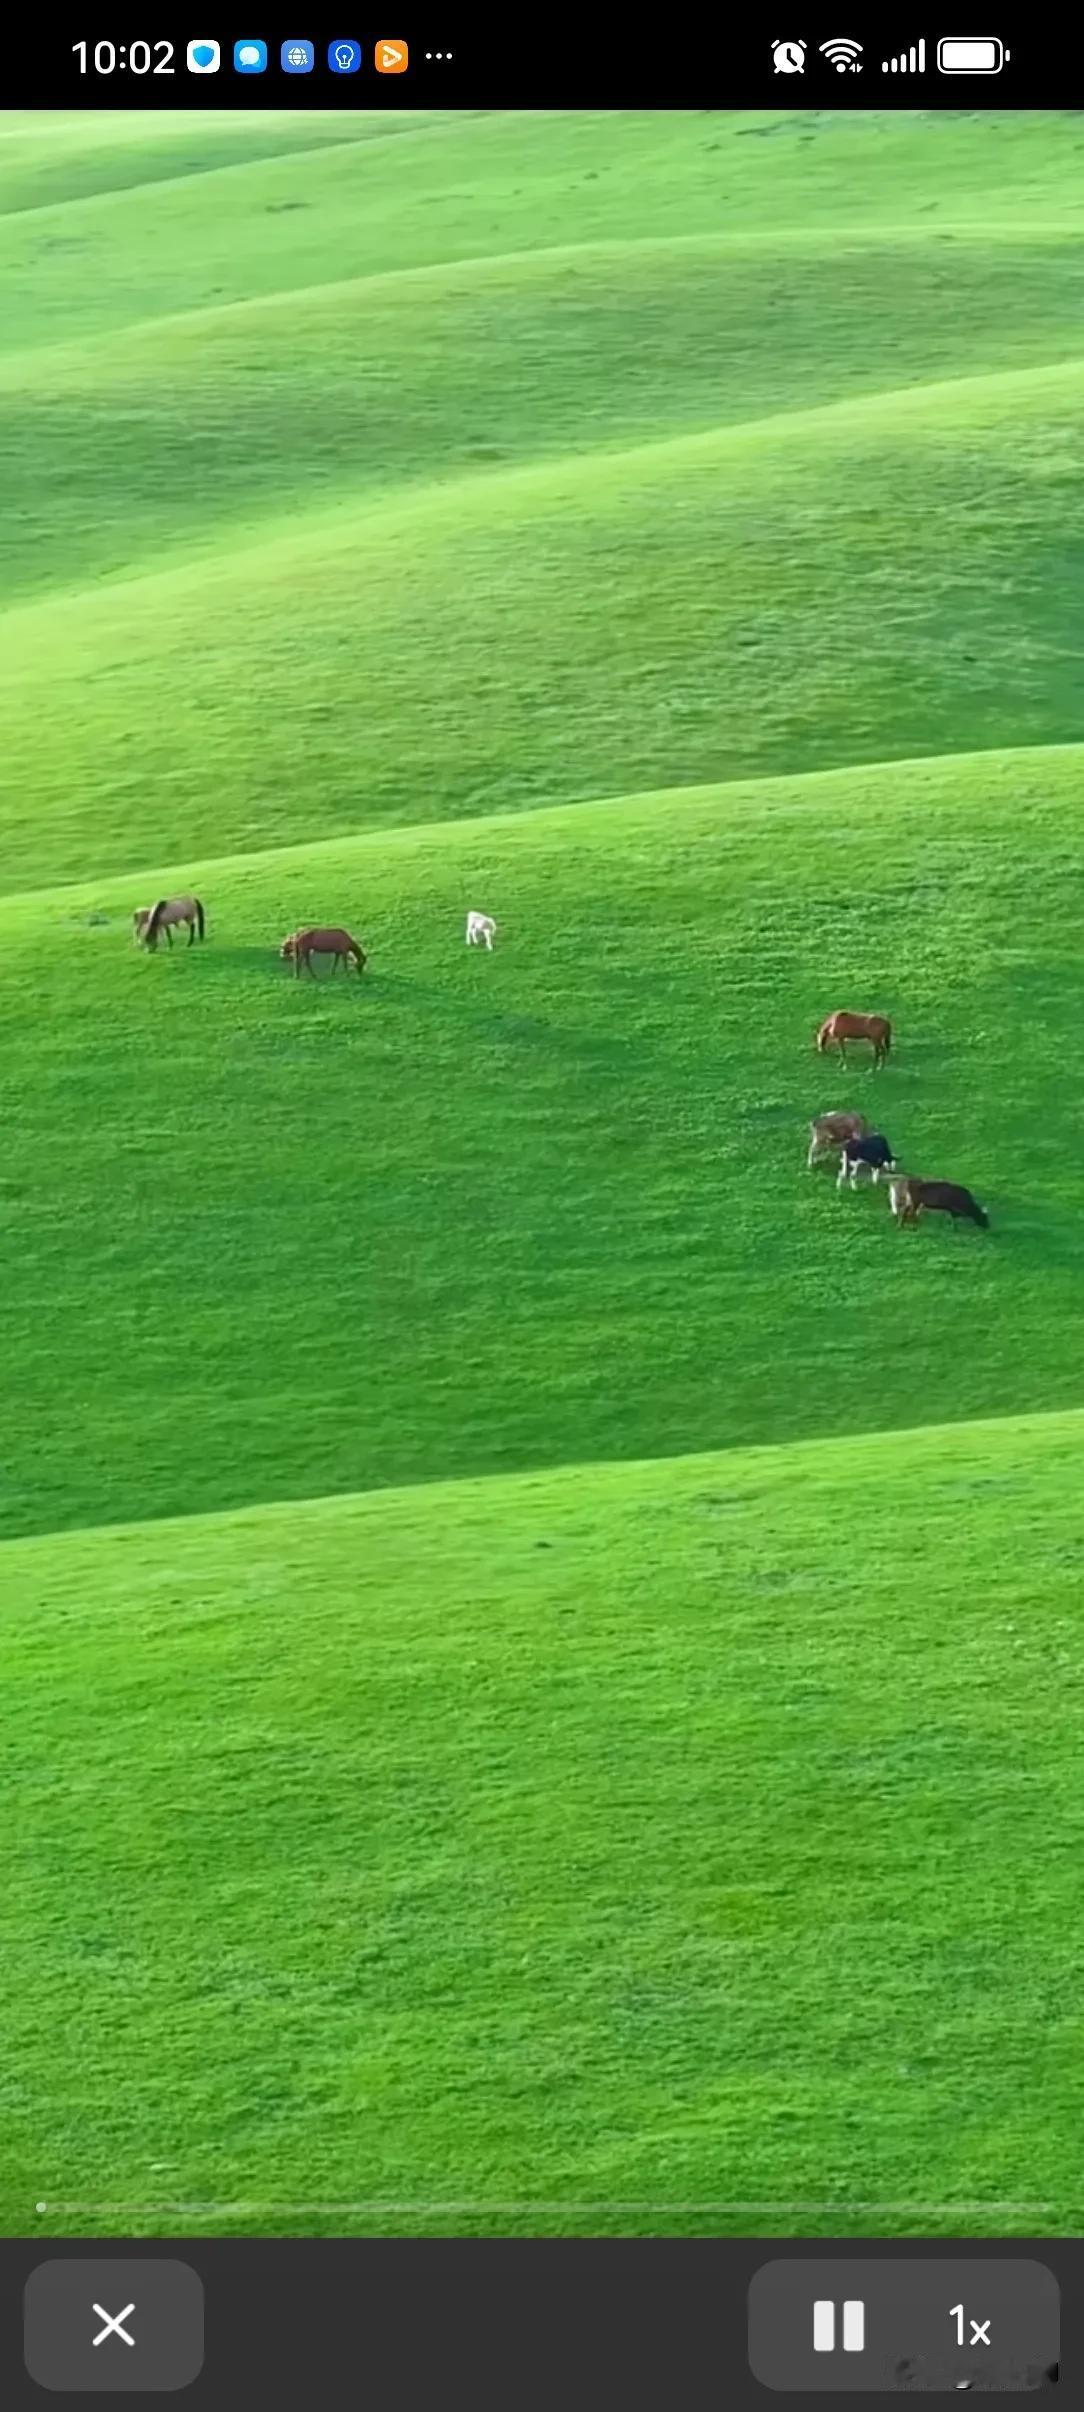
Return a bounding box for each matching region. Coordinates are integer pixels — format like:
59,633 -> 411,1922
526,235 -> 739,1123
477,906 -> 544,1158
0,2239 -> 1069,2404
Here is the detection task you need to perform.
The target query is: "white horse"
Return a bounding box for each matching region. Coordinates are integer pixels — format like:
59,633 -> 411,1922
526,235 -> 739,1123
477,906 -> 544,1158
465,912 -> 497,950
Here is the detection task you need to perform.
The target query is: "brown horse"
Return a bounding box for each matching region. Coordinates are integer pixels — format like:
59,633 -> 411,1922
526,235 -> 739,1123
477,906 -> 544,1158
815,1010 -> 892,1069
135,895 -> 206,950
280,927 -> 367,979
889,1176 -> 989,1231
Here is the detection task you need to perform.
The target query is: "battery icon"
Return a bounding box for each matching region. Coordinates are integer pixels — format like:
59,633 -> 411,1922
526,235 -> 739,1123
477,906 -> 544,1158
937,37 -> 1009,72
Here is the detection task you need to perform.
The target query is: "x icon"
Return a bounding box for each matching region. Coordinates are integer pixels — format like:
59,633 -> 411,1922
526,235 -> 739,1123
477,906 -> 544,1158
969,2319 -> 991,2346
92,2301 -> 135,2348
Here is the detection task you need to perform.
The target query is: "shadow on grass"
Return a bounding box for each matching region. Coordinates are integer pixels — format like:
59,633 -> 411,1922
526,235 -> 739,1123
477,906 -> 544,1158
184,944 -> 299,977
370,968 -> 634,1065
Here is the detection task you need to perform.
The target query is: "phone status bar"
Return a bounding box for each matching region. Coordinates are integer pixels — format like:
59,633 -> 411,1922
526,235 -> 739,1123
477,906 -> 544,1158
8,24 -> 1081,107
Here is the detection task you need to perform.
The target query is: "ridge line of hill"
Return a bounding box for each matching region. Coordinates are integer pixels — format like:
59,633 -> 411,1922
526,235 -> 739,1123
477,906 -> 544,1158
4,216 -> 1083,366
6,345 -> 1084,634
4,1402 -> 1082,1560
0,115 -> 486,229
4,737 -> 1081,912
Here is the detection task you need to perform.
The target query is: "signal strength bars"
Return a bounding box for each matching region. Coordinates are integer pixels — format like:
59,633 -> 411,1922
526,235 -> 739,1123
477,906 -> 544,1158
882,38 -> 926,71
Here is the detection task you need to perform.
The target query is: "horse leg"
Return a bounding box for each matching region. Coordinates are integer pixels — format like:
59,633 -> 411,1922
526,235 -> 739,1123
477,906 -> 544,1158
187,918 -> 195,946
165,924 -> 174,949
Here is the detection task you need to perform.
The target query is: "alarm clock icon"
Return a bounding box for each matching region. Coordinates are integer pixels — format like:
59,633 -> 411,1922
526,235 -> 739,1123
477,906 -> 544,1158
772,38 -> 806,72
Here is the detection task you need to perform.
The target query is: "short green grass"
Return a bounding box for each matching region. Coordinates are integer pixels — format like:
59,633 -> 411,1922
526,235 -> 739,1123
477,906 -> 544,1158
1,746 -> 1082,1542
5,344 -> 1084,887
5,1410 -> 1084,2236
2,106 -> 1083,2239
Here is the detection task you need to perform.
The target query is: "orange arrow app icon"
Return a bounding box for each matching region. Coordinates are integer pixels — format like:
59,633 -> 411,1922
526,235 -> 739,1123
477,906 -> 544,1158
375,38 -> 409,72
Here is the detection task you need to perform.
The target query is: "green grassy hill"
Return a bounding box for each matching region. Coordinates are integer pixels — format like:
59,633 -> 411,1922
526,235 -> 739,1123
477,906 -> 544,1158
2,106 -> 1083,2239
5,1410 -> 1084,2236
7,353 -> 1084,885
0,743 -> 1082,1542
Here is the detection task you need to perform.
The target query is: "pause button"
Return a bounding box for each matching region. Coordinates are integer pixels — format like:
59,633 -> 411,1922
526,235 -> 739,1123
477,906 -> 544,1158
813,2299 -> 865,2353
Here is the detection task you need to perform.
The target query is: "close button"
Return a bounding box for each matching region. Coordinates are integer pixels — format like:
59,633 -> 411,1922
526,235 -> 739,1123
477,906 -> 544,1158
25,2259 -> 204,2393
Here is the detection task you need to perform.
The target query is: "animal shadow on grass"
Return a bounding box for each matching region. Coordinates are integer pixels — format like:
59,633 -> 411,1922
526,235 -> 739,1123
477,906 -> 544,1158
373,969 -> 634,1069
184,944 -> 313,980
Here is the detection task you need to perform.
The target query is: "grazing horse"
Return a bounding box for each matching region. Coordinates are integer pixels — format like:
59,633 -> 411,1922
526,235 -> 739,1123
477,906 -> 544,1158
280,927 -> 367,979
135,895 -> 205,950
807,1110 -> 870,1170
816,1010 -> 892,1069
890,1176 -> 989,1230
838,1133 -> 897,1189
466,912 -> 497,950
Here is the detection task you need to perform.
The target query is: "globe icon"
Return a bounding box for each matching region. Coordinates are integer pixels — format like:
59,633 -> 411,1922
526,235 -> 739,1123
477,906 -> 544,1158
286,44 -> 307,67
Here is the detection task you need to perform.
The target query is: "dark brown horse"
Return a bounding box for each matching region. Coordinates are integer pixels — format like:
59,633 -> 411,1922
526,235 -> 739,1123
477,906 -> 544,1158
135,895 -> 206,950
890,1176 -> 989,1230
816,1010 -> 892,1069
280,927 -> 367,979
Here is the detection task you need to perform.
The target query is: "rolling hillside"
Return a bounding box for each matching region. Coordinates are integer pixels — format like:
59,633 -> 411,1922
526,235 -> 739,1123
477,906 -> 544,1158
1,106 -> 1083,2238
0,743 -> 1082,1542
5,1412 -> 1084,2236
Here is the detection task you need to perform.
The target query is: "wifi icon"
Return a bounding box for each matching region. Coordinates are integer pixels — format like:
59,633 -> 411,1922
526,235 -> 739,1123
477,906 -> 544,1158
820,36 -> 863,71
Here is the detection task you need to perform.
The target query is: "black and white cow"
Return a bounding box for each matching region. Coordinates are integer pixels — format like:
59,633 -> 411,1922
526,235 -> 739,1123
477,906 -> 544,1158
837,1132 -> 897,1189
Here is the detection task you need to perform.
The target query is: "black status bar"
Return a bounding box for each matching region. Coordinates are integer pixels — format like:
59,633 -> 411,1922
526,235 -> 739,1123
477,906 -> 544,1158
7,27 -> 1084,109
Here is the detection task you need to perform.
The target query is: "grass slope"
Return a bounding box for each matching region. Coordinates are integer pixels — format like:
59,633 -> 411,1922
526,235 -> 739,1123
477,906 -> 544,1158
5,1409 -> 1084,2238
3,107 -> 1083,2243
4,111 -> 1084,352
0,109 -> 379,220
0,746 -> 1081,1543
5,351 -> 1084,884
9,232 -> 1084,604
3,111 -> 1084,883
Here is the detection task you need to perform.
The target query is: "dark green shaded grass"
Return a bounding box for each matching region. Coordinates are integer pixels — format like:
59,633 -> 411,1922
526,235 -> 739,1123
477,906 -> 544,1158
4,1410 -> 1083,2236
0,747 -> 1080,1542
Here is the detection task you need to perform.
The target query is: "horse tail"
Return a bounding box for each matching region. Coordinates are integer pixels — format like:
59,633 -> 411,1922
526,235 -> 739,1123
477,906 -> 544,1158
882,1021 -> 892,1056
195,897 -> 205,941
145,900 -> 166,947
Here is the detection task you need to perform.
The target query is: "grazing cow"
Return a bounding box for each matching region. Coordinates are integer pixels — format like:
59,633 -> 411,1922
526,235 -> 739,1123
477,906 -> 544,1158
807,1110 -> 870,1170
838,1132 -> 897,1189
134,895 -> 205,950
815,1010 -> 892,1069
280,927 -> 367,979
890,1176 -> 989,1231
466,911 -> 497,950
